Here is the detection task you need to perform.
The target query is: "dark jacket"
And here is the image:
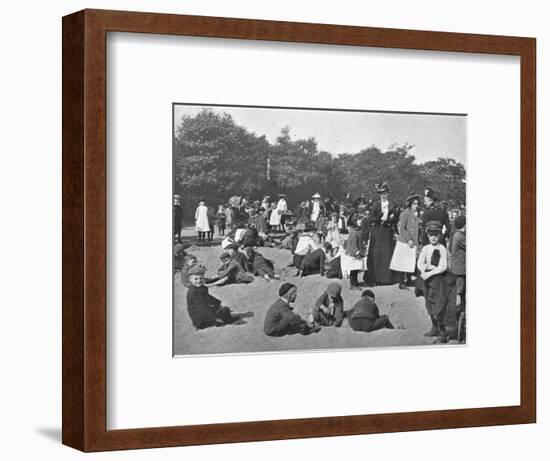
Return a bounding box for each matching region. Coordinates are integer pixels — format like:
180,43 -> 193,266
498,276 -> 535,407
449,229 -> 466,275
422,206 -> 451,244
186,285 -> 222,329
370,200 -> 396,229
300,248 -> 327,276
350,298 -> 380,320
250,252 -> 275,276
264,298 -> 307,337
397,208 -> 420,245
345,228 -> 365,257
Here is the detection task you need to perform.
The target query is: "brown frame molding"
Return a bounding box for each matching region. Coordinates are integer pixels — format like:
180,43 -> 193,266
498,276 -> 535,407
62,9 -> 536,452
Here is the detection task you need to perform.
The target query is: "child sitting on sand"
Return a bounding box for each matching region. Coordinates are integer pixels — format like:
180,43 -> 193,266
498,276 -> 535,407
348,289 -> 395,333
245,248 -> 280,282
186,265 -> 242,329
309,282 -> 344,327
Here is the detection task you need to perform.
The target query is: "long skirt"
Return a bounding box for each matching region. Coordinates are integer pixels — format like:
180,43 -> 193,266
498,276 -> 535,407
367,225 -> 395,284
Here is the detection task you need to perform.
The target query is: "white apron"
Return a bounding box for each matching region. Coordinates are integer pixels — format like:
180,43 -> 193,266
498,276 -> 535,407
389,240 -> 417,273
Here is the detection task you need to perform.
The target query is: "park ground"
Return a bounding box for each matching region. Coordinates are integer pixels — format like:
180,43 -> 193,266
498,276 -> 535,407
173,226 -> 446,356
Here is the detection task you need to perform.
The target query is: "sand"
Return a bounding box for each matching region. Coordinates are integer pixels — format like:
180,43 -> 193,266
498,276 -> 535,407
174,231 -> 439,356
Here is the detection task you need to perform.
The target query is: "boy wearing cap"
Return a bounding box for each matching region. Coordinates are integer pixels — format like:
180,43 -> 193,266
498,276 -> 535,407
264,283 -> 320,336
309,282 -> 344,327
186,266 -> 242,329
209,247 -> 254,287
417,220 -> 452,341
349,289 -> 395,332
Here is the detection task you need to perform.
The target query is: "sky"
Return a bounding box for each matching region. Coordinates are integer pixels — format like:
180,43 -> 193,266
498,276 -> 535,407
173,104 -> 467,166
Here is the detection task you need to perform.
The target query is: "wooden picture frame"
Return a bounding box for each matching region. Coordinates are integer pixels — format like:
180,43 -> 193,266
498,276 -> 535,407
62,9 -> 536,452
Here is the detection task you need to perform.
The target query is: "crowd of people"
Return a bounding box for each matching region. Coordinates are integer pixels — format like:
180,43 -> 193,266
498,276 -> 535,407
174,182 -> 466,344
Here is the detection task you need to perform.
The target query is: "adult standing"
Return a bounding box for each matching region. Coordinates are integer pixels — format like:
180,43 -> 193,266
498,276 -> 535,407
194,199 -> 211,243
448,215 -> 466,321
261,195 -> 271,213
225,202 -> 234,230
422,186 -> 451,245
390,192 -> 421,289
311,193 -> 323,222
366,182 -> 396,285
173,194 -> 184,242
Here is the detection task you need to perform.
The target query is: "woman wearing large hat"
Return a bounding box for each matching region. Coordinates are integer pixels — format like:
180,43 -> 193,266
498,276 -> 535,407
365,182 -> 396,285
390,192 -> 421,289
310,193 -> 321,222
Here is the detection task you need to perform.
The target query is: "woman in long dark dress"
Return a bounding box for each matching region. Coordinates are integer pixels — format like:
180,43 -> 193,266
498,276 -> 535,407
366,182 -> 397,285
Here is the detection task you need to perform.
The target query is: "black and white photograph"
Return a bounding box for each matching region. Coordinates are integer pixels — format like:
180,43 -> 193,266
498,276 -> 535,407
173,104 -> 467,356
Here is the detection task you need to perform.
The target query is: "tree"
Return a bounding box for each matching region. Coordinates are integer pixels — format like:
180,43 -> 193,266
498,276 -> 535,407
173,110 -> 466,214
174,109 -> 270,208
420,157 -> 466,206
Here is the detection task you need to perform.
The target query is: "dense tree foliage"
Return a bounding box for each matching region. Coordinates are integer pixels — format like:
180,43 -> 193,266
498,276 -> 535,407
174,109 -> 466,215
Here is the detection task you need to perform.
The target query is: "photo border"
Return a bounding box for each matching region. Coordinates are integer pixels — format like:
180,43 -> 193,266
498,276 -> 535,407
62,9 -> 536,451
171,101 -> 468,358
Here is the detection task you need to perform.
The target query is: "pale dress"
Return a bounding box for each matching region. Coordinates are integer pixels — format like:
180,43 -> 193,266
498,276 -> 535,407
270,199 -> 287,226
325,221 -> 341,249
195,205 -> 211,232
311,200 -> 321,222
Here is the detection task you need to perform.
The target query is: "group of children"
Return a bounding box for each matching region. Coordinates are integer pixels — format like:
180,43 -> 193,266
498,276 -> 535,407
180,185 -> 466,344
183,262 -> 396,338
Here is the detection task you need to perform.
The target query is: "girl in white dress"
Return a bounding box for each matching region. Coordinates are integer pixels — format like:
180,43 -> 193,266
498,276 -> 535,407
195,200 -> 211,242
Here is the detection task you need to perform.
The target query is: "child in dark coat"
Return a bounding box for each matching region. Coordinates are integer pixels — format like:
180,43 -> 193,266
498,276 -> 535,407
185,266 -> 241,329
349,289 -> 395,332
263,283 -> 320,337
245,248 -> 280,281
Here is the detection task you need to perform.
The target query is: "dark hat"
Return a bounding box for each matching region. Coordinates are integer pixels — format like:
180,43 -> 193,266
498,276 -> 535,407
225,243 -> 239,251
326,282 -> 342,296
425,220 -> 442,234
406,192 -> 421,206
375,182 -> 390,194
187,265 -> 205,276
424,186 -> 439,201
361,289 -> 375,299
279,282 -> 296,297
454,215 -> 466,229
219,251 -> 230,260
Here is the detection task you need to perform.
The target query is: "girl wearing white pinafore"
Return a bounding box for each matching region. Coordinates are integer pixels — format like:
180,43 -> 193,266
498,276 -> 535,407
195,201 -> 211,242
